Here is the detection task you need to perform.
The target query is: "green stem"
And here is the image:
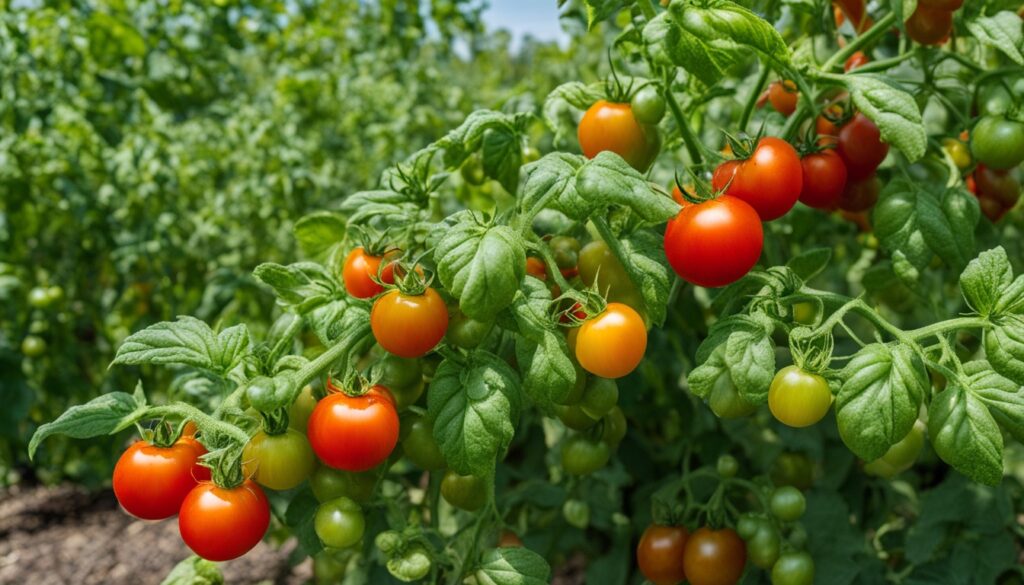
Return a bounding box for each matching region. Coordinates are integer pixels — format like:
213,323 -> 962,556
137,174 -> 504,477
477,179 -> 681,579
849,50 -> 918,74
738,61 -> 771,133
590,215 -> 647,300
267,314 -> 305,366
905,317 -> 989,342
663,75 -> 705,167
293,321 -> 374,389
146,403 -> 250,446
822,11 -> 898,72
526,238 -> 575,293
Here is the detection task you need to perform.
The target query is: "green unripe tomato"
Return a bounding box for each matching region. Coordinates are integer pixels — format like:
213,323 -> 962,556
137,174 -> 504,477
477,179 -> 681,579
446,311 -> 492,349
771,453 -> 815,491
387,543 -> 432,582
402,416 -> 446,470
864,420 -> 925,478
46,286 -> 64,305
21,335 -> 47,358
375,530 -> 402,555
561,435 -> 611,475
288,385 -> 317,432
440,471 -> 486,511
737,514 -> 762,540
771,551 -> 815,585
788,523 -> 808,548
770,486 -> 807,522
374,354 -> 423,390
548,235 -> 581,269
562,498 -> 590,529
28,287 -> 51,309
709,377 -> 757,419
310,466 -> 378,504
748,524 -> 781,569
315,496 -> 365,549
580,376 -> 618,419
555,403 -> 599,430
631,85 -> 666,125
971,116 -> 1024,170
716,454 -> 739,478
601,406 -> 628,446
242,429 -> 316,491
560,363 -> 588,406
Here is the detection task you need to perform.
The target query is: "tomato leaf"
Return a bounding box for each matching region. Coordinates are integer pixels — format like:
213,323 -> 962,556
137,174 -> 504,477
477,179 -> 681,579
836,344 -> 928,461
691,313 -> 775,404
964,360 -> 1024,443
427,351 -> 521,476
28,389 -> 145,459
960,247 -> 1021,317
434,110 -> 527,171
576,152 -> 680,224
293,211 -> 346,260
339,190 -> 420,229
112,316 -> 251,376
787,248 -> 832,281
836,74 -> 926,162
253,262 -> 340,313
618,230 -> 674,326
474,547 -> 551,585
966,12 -> 1024,66
435,211 -> 526,321
580,0 -> 624,30
509,279 -> 576,408
283,487 -> 324,557
519,153 -> 590,220
481,127 -> 523,194
159,556 -> 223,585
928,384 -> 1004,486
984,318 -> 1024,387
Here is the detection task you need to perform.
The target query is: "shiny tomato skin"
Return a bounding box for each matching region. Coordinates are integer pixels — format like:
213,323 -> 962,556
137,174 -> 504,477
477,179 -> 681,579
768,81 -> 798,117
242,429 -> 316,491
768,366 -> 833,428
800,150 -> 848,210
178,480 -> 270,561
575,303 -> 647,379
714,137 -> 803,221
906,5 -> 953,45
664,196 -> 763,288
682,527 -> 747,585
837,113 -> 889,180
371,288 -> 448,358
838,175 -> 881,212
342,248 -> 394,299
638,525 -> 689,585
307,386 -> 400,472
578,100 -> 660,171
112,439 -> 207,520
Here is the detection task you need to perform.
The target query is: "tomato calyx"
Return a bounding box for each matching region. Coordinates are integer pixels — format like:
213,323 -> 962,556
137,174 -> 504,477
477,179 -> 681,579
143,418 -> 195,448
787,326 -> 834,374
386,257 -> 434,296
256,406 -> 291,436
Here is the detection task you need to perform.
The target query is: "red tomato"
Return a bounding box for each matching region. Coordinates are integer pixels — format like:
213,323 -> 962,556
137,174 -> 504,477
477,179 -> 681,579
370,287 -> 448,358
839,175 -> 881,212
526,257 -> 547,280
800,149 -> 848,210
768,81 -> 798,117
342,247 -> 395,299
833,0 -> 872,32
575,302 -> 647,379
112,438 -> 208,520
816,105 -> 844,137
307,384 -> 400,472
638,525 -> 689,585
905,5 -> 953,46
844,51 -> 869,71
682,527 -> 747,585
664,196 -> 763,288
712,137 -> 803,221
837,113 -> 889,180
178,480 -> 270,561
578,100 -> 659,171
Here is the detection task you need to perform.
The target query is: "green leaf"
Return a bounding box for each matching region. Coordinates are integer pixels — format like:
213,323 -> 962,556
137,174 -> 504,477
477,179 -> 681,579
836,344 -> 928,461
645,0 -> 792,87
964,360 -> 1024,443
576,152 -> 680,223
509,279 -> 576,408
427,351 -> 522,476
960,247 -> 1017,317
928,384 -> 1004,486
253,262 -> 339,313
307,299 -> 365,346
985,316 -> 1024,386
787,248 -> 832,281
284,487 -> 324,557
542,82 -> 605,148
338,190 -> 420,228
29,392 -> 144,459
159,556 -> 223,585
839,75 -> 926,162
112,317 -> 250,376
294,211 -> 346,260
519,153 -> 590,220
475,547 -> 551,585
434,110 -> 527,169
618,230 -> 674,326
435,212 -> 526,321
482,128 -> 523,194
694,314 -> 775,404
966,12 -> 1024,66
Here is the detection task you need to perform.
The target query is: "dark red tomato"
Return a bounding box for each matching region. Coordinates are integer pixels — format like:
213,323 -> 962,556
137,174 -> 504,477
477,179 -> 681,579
526,257 -> 547,280
844,51 -> 869,71
307,384 -> 400,472
905,5 -> 953,46
178,480 -> 270,561
919,0 -> 962,8
578,100 -> 660,172
638,525 -> 689,585
664,196 -> 763,288
342,247 -> 395,299
371,287 -> 448,358
839,175 -> 881,212
976,165 -> 1021,207
837,114 -> 889,180
768,81 -> 798,117
112,438 -> 208,520
800,150 -> 848,210
682,527 -> 747,585
712,137 -> 803,221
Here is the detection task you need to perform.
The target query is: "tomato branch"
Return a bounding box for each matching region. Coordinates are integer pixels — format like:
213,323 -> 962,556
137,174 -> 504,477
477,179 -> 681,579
822,11 -> 898,72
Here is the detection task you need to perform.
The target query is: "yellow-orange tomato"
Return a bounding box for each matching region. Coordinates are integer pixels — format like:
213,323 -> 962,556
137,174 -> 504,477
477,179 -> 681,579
370,288 -> 448,358
578,100 -> 659,171
768,366 -> 833,428
768,80 -> 798,117
575,302 -> 647,379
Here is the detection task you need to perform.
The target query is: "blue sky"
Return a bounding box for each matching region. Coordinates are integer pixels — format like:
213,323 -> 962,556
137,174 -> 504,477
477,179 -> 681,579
481,0 -> 566,44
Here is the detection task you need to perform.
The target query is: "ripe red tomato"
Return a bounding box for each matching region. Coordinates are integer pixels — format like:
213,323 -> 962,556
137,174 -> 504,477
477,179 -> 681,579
838,175 -> 880,212
712,137 -> 803,221
638,524 -> 689,585
112,438 -> 208,520
905,5 -> 953,46
342,247 -> 395,299
768,81 -> 798,117
307,384 -> 400,472
844,51 -> 869,71
575,302 -> 647,379
526,257 -> 547,280
370,287 -> 448,358
578,100 -> 660,171
837,113 -> 889,180
682,527 -> 747,585
178,480 -> 270,561
800,150 -> 848,210
664,196 -> 763,288
816,105 -> 843,137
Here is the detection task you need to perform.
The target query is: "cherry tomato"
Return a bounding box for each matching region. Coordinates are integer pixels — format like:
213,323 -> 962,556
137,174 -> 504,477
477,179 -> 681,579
844,51 -> 869,71
578,240 -> 644,310
709,376 -> 757,419
242,429 -> 316,491
579,376 -> 618,418
601,406 -> 628,446
342,247 -> 395,299
288,385 -> 317,432
833,0 -> 871,32
371,287 -> 449,358
682,527 -> 747,585
21,335 -> 46,357
178,480 -> 270,561
440,470 -> 486,511
664,196 -> 763,288
942,138 -> 972,170
631,85 -> 667,125
548,235 -> 581,270
974,164 -> 1021,222
971,116 -> 1024,170
307,384 -> 399,472
768,366 -> 833,428
837,113 -> 888,180
905,5 -> 953,45
838,175 -> 880,212
768,81 -> 798,117
555,403 -> 599,430
816,105 -> 844,137
716,454 -> 739,478
575,302 -> 647,379
315,496 -> 365,549
771,551 -> 815,585
112,438 -> 208,520
578,100 -> 660,171
310,465 -> 378,503
712,137 -> 803,220
561,435 -> 611,475
375,354 -> 424,392
770,486 -> 807,521
525,256 -> 547,279
746,522 -> 780,569
402,416 -> 446,470
799,149 -> 848,210
864,420 -> 925,478
637,524 -> 689,585
28,287 -> 52,308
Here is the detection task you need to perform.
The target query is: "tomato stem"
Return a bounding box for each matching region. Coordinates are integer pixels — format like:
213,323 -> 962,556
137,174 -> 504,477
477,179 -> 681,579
662,72 -> 705,166
822,11 -> 897,72
739,62 -> 772,133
